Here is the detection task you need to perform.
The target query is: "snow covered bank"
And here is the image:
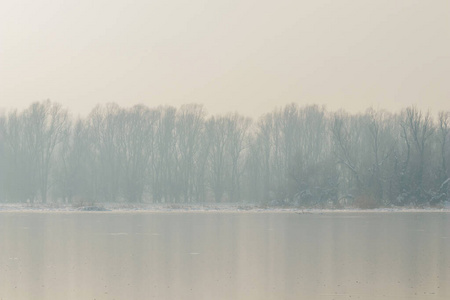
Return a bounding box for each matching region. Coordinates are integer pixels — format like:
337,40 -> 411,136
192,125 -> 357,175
0,202 -> 449,213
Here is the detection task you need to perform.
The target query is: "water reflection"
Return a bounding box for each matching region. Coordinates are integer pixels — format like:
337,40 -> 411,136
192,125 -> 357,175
0,212 -> 449,299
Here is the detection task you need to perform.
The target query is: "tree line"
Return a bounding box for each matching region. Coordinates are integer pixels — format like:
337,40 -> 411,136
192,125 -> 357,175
0,100 -> 449,207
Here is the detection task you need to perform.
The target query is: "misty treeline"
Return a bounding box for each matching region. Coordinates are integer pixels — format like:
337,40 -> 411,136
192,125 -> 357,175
0,100 -> 449,208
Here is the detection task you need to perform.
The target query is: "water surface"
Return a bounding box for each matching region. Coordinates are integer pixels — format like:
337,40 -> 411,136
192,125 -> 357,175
0,212 -> 449,299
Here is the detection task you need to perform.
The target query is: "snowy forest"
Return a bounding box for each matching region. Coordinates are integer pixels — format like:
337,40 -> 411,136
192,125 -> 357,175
0,100 -> 449,208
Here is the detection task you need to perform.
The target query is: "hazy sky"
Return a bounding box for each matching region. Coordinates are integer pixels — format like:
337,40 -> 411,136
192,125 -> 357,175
1,0 -> 449,117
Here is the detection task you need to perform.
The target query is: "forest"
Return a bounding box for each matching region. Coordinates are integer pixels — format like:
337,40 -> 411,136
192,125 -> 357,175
0,100 -> 449,208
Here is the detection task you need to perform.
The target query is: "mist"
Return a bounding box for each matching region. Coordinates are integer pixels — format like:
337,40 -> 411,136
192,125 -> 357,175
1,0 -> 450,117
1,1 -> 450,299
0,100 -> 448,208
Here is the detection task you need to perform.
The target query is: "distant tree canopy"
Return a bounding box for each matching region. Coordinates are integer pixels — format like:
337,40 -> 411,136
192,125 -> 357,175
0,101 -> 449,208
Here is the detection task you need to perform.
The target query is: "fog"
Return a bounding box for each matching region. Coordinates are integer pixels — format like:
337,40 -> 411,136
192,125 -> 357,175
0,101 -> 449,208
1,1 -> 450,299
1,0 -> 450,117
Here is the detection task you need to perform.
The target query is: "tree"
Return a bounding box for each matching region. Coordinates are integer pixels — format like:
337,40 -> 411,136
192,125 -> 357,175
88,103 -> 123,202
401,107 -> 434,203
225,113 -> 251,202
120,105 -> 159,202
153,106 -> 177,203
5,101 -> 71,203
206,116 -> 229,202
2,110 -> 38,202
175,104 -> 206,202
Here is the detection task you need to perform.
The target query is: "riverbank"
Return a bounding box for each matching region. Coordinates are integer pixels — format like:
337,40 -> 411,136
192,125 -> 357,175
0,202 -> 449,213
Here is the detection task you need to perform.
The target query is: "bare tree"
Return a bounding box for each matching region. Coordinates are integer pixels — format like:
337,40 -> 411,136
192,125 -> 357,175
206,116 -> 229,202
403,107 -> 434,202
175,104 -> 206,202
153,106 -> 177,202
120,105 -> 159,202
438,111 -> 449,182
2,110 -> 37,201
226,113 -> 251,202
19,101 -> 70,203
331,112 -> 362,189
88,103 -> 123,202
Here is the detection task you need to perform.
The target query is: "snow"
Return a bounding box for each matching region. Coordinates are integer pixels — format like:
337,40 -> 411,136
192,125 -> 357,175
0,202 -> 449,213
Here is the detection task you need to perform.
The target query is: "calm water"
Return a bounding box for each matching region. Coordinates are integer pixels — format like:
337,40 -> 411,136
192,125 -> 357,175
0,212 -> 449,299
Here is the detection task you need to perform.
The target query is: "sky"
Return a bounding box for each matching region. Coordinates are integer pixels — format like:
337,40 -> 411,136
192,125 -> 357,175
0,0 -> 449,118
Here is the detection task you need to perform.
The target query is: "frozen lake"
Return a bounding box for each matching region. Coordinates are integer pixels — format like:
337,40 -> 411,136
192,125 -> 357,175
1,212 -> 449,299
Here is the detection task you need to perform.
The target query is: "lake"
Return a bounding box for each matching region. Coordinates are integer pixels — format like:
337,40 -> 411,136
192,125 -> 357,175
0,212 -> 449,299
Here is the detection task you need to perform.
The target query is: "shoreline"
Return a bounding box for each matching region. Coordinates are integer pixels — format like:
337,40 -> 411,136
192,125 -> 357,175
0,203 -> 449,213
